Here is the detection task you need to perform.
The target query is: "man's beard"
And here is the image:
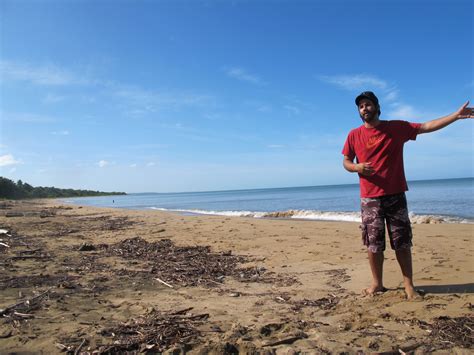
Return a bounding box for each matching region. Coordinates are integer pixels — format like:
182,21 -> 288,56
360,110 -> 378,123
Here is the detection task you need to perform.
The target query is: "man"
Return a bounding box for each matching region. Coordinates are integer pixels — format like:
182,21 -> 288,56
342,91 -> 473,299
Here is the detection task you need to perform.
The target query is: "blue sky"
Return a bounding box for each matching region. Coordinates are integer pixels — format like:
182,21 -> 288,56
0,0 -> 472,193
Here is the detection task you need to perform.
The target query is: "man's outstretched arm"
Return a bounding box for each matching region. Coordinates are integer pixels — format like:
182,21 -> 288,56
419,101 -> 474,134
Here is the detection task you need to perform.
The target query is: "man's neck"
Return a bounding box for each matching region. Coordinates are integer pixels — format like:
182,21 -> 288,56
363,117 -> 381,129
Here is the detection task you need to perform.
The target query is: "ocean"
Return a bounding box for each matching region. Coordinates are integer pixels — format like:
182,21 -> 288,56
63,177 -> 474,224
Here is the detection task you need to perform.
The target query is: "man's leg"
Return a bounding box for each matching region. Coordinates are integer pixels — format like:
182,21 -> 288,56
395,248 -> 417,299
367,251 -> 385,293
361,196 -> 386,295
385,193 -> 419,299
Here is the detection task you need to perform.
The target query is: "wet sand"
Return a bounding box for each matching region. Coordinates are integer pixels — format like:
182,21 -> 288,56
0,199 -> 473,354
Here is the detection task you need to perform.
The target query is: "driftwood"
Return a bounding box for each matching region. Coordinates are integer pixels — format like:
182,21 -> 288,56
100,237 -> 296,287
263,333 -> 308,347
154,277 -> 174,288
5,212 -> 24,217
290,295 -> 340,311
0,330 -> 12,339
429,316 -> 474,349
93,308 -> 208,353
0,288 -> 51,316
12,311 -> 35,319
74,338 -> 87,355
9,255 -> 50,260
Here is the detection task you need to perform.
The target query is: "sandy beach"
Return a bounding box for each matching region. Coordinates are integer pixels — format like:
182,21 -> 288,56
0,199 -> 472,354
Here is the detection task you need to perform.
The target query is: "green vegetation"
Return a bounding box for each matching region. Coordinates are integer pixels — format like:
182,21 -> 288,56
0,177 -> 126,199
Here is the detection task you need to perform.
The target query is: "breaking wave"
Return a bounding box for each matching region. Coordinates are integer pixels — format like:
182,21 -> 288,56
148,207 -> 471,224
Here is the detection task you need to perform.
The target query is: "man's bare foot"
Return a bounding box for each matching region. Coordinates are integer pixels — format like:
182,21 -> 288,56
405,285 -> 423,300
361,286 -> 388,296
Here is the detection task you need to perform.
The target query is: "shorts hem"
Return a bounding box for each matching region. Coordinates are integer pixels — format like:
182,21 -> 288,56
393,243 -> 412,251
367,246 -> 385,253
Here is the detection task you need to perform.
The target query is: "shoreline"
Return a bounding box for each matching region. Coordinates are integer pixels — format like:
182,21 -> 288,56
61,199 -> 473,225
0,199 -> 473,353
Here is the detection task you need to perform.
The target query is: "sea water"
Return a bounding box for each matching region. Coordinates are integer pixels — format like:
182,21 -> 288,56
63,178 -> 474,224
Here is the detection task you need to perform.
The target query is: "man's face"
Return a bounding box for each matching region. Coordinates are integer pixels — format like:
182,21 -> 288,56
358,98 -> 378,123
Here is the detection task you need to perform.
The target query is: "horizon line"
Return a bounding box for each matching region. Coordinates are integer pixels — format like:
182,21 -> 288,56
126,176 -> 474,196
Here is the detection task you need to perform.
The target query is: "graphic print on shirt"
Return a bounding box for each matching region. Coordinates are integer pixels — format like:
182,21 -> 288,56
366,134 -> 384,150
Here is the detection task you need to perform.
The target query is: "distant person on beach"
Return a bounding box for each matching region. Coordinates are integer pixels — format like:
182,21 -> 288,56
342,91 -> 473,299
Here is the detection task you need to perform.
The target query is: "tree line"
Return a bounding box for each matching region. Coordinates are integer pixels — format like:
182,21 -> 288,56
0,177 -> 126,199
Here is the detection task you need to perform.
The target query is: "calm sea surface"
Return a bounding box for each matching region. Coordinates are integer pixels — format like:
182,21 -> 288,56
63,178 -> 474,223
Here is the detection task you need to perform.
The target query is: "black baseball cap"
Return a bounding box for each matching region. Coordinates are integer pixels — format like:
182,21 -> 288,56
355,91 -> 379,106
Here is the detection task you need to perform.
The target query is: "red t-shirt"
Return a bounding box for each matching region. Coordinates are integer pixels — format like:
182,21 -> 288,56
342,120 -> 421,198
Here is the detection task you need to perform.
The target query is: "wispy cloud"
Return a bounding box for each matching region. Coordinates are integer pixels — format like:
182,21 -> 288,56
0,60 -> 88,86
97,160 -> 109,168
283,105 -> 300,115
113,85 -> 215,113
51,130 -> 70,135
383,89 -> 399,102
319,73 -> 442,120
128,143 -> 170,150
319,74 -> 388,91
0,154 -> 20,167
146,162 -> 156,167
386,104 -> 425,120
225,67 -> 265,85
2,60 -> 215,123
257,105 -> 272,113
267,144 -> 285,149
1,111 -> 57,123
244,100 -> 273,113
43,93 -> 65,104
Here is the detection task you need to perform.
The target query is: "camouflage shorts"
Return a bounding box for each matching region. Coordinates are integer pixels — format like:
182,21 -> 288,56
360,193 -> 412,253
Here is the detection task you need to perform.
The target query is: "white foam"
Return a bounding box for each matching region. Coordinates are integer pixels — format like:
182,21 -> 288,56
148,207 -> 471,224
286,210 -> 361,222
148,207 -> 265,217
408,212 -> 469,224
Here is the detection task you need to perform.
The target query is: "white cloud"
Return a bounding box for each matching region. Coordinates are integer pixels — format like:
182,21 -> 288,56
321,76 -> 433,121
97,160 -> 109,168
386,104 -> 424,120
130,163 -> 137,168
283,105 -> 301,115
1,111 -> 57,123
244,100 -> 273,113
0,154 -> 20,167
146,162 -> 156,167
257,105 -> 272,113
1,60 -> 215,124
226,67 -> 265,85
114,85 -> 215,113
43,93 -> 65,103
268,144 -> 285,148
319,74 -> 388,91
0,60 -> 87,86
51,130 -> 70,135
383,89 -> 399,102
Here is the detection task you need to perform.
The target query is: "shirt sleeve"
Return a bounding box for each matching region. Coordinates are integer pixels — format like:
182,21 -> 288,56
342,132 -> 355,160
394,121 -> 422,142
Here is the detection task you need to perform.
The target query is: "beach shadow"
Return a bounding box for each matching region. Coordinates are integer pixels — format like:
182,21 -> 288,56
417,283 -> 474,294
